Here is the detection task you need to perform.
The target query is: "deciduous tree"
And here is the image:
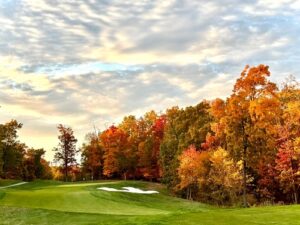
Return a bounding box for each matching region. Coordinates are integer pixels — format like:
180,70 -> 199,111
100,125 -> 131,179
275,82 -> 300,203
160,103 -> 211,188
0,120 -> 24,178
53,124 -> 78,182
177,145 -> 210,200
224,65 -> 279,207
208,147 -> 243,205
81,132 -> 103,180
23,148 -> 52,181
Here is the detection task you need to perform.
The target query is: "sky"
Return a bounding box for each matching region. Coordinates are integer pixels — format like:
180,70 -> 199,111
0,0 -> 300,160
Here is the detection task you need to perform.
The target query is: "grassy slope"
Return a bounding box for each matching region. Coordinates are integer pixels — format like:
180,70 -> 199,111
0,180 -> 299,225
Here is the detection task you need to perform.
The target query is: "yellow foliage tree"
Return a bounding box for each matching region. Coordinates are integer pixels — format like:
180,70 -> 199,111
209,147 -> 243,205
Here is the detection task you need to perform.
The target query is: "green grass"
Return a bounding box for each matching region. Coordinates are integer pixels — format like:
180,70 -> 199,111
0,180 -> 299,225
0,179 -> 21,187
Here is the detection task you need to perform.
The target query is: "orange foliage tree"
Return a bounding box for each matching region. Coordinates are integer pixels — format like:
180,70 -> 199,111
177,145 -> 210,200
224,65 -> 279,207
100,125 -> 136,179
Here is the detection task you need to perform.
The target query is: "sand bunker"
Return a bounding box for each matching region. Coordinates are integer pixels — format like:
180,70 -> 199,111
97,186 -> 159,194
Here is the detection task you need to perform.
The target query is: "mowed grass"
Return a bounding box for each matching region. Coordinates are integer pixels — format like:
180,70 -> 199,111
0,180 -> 299,225
0,179 -> 21,187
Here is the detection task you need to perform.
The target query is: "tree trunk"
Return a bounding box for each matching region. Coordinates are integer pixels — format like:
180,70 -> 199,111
2,145 -> 7,179
242,147 -> 248,208
64,172 -> 67,182
65,161 -> 68,182
187,187 -> 192,200
64,144 -> 68,182
291,173 -> 298,204
241,120 -> 248,208
293,191 -> 298,204
290,150 -> 298,204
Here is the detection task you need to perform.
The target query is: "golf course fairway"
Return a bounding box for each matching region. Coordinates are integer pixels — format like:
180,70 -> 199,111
0,180 -> 299,225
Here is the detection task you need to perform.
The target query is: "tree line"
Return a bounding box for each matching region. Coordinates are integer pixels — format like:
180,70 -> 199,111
0,120 -> 52,180
0,64 -> 299,206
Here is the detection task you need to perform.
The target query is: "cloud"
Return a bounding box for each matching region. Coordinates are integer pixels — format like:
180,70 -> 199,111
0,0 -> 299,65
0,0 -> 299,160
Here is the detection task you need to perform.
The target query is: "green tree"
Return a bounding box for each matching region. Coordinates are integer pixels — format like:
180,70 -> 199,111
23,148 -> 50,181
160,102 -> 211,188
81,132 -> 104,180
0,120 -> 23,178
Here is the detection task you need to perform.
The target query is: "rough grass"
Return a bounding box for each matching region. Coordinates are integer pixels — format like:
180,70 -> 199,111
0,180 -> 299,225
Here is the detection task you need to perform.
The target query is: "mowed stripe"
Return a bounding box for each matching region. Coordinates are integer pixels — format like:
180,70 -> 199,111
0,182 -> 28,189
57,181 -> 120,188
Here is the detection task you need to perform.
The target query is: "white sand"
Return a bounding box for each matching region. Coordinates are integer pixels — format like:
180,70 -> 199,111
97,186 -> 159,194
